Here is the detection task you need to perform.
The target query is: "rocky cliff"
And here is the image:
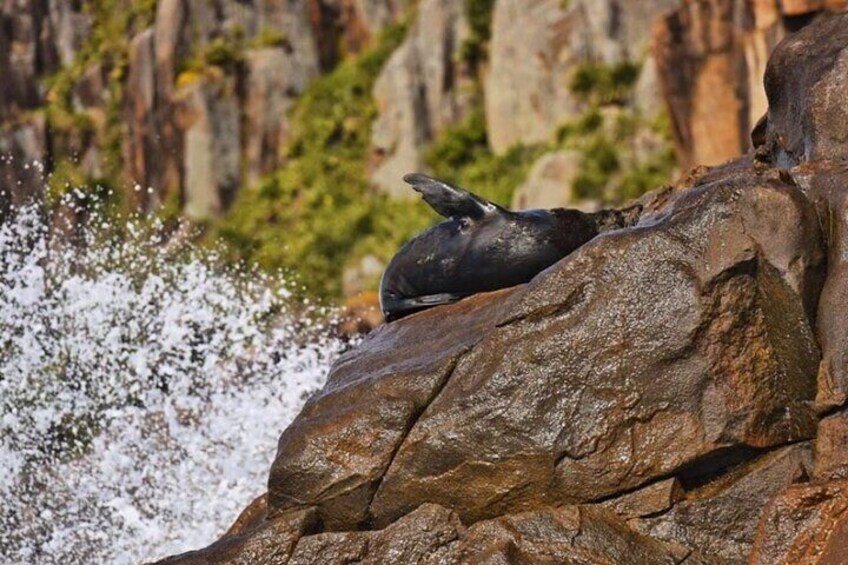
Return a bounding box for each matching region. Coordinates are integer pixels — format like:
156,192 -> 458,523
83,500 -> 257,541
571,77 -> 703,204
155,11 -> 848,565
3,0 -> 844,300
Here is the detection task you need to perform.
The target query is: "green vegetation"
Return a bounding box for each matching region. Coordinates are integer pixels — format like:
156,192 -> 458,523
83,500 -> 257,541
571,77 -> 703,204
556,106 -> 676,204
570,60 -> 642,104
26,1 -> 677,303
460,0 -> 497,69
216,23 -> 417,299
425,108 -> 543,207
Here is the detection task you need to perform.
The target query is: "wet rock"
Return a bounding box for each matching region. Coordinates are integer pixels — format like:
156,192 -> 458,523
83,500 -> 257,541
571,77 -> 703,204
266,162 -> 824,534
268,288 -> 521,530
757,11 -> 848,166
154,507 -> 318,565
814,409 -> 848,481
601,478 -> 685,520
630,442 -> 813,563
288,503 -> 462,564
370,0 -> 472,196
369,168 -> 822,527
790,164 -> 848,412
750,479 -> 848,565
459,505 -> 688,564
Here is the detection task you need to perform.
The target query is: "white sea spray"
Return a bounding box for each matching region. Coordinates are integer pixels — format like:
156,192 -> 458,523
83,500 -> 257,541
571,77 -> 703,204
0,194 -> 344,564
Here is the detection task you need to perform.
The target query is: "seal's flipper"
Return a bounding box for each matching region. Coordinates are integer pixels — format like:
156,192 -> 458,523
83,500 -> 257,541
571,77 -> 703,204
404,173 -> 500,220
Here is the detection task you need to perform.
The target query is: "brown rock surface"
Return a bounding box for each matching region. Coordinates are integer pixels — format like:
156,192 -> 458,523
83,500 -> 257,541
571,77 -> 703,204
458,505 -> 688,564
757,11 -> 848,167
814,409 -> 848,480
268,287 -> 521,530
259,158 -> 826,543
750,479 -> 848,565
155,507 -> 319,565
790,164 -> 848,412
288,503 -> 462,564
629,442 -> 812,563
368,168 -> 822,527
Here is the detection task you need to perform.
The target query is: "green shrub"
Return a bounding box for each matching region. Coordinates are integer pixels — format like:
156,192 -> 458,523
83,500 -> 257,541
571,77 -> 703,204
618,147 -> 677,201
460,0 -> 497,69
569,60 -> 642,104
425,108 -> 542,207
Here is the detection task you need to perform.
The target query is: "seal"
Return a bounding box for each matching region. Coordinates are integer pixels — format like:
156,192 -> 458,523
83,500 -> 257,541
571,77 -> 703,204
379,173 -> 638,321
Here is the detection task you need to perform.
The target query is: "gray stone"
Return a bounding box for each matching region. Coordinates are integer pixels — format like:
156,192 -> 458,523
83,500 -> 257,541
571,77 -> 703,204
370,0 -> 473,197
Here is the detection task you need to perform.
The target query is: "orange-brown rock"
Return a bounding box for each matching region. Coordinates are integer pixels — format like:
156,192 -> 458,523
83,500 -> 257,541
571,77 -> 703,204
751,479 -> 848,565
268,287 -> 521,530
654,0 -> 848,169
155,507 -> 319,565
628,442 -> 812,562
814,409 -> 848,481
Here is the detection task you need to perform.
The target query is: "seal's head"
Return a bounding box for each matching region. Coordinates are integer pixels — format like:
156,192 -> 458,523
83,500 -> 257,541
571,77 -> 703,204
379,174 -> 605,321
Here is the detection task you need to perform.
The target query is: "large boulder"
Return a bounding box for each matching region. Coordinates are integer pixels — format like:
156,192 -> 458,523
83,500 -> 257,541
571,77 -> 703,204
265,161 -> 824,537
367,168 -> 823,527
757,11 -> 848,167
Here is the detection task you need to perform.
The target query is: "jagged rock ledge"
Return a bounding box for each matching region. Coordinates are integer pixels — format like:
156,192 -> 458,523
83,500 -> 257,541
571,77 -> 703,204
156,12 -> 848,565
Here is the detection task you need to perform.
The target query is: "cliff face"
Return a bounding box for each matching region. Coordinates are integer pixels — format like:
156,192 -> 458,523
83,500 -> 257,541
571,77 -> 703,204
158,11 -> 848,564
654,0 -> 848,169
1,0 -> 845,299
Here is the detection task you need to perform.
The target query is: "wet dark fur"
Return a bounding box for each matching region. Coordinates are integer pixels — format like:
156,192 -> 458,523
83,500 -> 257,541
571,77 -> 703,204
379,174 -> 637,321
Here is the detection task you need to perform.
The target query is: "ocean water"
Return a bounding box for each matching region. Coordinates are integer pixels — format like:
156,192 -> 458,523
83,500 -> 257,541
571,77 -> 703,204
0,193 -> 343,563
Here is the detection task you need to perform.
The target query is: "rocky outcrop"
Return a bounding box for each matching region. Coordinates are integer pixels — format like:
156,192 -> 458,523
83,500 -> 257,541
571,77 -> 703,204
750,480 -> 848,565
484,0 -> 680,154
308,0 -> 410,71
156,11 -> 848,564
266,161 -> 823,538
369,0 -> 473,196
654,0 -> 848,168
123,0 -> 322,218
